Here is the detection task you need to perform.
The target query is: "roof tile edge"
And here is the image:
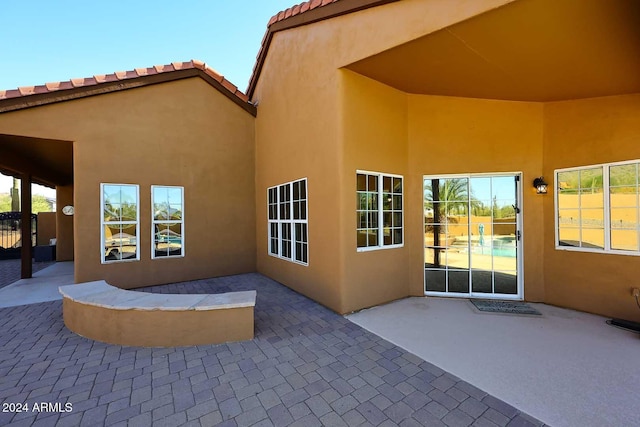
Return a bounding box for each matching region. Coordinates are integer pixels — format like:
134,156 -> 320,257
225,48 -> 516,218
0,60 -> 252,107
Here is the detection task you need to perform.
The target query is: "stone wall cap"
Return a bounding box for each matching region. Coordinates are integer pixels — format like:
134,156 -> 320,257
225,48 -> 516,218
59,281 -> 256,311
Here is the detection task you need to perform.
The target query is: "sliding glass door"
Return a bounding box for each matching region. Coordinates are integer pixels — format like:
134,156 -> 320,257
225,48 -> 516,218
424,174 -> 522,298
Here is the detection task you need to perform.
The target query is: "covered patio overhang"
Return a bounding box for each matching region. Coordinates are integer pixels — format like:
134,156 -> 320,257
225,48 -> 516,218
340,0 -> 640,320
346,0 -> 640,102
0,134 -> 73,278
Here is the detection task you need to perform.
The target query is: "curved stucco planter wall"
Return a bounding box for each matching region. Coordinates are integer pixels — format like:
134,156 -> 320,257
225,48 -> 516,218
59,281 -> 255,347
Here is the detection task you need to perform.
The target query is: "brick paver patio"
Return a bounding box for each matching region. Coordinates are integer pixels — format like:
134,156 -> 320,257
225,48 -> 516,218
0,273 -> 545,426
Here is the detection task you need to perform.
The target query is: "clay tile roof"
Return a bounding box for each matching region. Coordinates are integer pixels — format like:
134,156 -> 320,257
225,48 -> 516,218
269,0 -> 339,27
0,89 -> 21,99
44,82 -> 62,91
0,60 -> 254,115
70,78 -> 86,88
18,86 -> 36,96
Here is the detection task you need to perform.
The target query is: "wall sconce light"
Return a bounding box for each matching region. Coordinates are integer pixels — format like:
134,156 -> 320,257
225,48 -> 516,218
533,177 -> 548,194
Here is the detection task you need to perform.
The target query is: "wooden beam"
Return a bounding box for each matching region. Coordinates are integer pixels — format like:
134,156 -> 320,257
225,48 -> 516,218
20,174 -> 32,279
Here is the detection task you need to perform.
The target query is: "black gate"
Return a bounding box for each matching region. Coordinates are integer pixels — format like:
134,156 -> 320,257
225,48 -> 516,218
0,212 -> 37,260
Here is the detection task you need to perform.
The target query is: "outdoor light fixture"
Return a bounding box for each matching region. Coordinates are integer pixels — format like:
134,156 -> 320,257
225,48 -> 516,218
533,177 -> 548,194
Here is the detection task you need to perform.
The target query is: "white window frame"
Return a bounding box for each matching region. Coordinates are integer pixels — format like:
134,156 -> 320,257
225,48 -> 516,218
151,185 -> 185,259
100,183 -> 140,264
356,170 -> 404,252
555,159 -> 640,256
267,178 -> 308,266
422,172 -> 524,299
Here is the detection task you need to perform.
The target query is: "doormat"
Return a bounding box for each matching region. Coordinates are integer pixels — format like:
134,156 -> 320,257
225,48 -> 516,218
471,300 -> 542,315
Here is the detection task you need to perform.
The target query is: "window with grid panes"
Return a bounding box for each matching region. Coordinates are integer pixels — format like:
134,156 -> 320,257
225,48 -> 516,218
268,178 -> 308,264
357,171 -> 403,250
101,184 -> 139,263
152,186 -> 184,258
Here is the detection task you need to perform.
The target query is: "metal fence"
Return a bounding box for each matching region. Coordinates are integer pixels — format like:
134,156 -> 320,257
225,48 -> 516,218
0,212 -> 37,260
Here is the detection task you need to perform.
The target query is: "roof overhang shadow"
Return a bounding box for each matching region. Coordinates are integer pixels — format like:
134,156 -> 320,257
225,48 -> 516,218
346,0 -> 640,102
0,134 -> 73,188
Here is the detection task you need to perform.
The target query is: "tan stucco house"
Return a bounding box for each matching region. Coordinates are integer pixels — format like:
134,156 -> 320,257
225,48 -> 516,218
1,0 -> 639,322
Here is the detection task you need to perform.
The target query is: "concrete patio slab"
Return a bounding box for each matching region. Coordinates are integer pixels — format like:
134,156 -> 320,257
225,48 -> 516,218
0,261 -> 73,308
347,296 -> 640,427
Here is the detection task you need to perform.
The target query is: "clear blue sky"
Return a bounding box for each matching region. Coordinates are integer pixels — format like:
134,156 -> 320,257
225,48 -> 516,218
0,0 -> 297,92
1,1 -> 297,197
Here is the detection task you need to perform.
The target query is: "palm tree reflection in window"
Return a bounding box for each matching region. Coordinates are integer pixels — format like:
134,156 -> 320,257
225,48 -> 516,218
424,178 -> 475,268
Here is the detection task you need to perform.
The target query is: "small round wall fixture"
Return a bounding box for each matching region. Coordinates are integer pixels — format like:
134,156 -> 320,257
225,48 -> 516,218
62,205 -> 74,216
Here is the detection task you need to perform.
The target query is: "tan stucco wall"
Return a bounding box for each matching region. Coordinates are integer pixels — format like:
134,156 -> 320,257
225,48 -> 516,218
253,0 -> 514,313
339,71 -> 545,312
0,78 -> 255,287
56,185 -> 74,261
36,211 -> 56,246
340,70 -> 410,313
543,94 -> 640,321
254,0 -> 637,319
254,59 -> 343,311
408,94 -> 545,302
63,298 -> 254,347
